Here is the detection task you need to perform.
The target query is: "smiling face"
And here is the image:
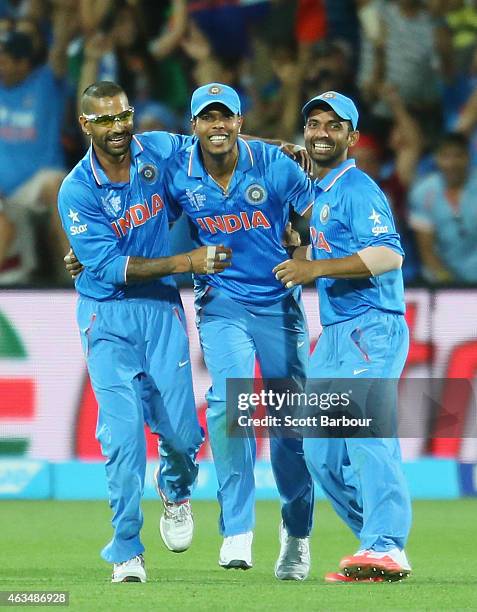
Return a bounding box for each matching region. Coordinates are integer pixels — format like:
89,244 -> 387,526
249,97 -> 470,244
80,93 -> 133,159
192,103 -> 243,159
304,106 -> 359,171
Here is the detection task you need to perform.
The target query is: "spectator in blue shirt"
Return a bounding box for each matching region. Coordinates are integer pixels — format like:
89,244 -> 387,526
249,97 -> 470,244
0,8 -> 73,283
409,131 -> 477,283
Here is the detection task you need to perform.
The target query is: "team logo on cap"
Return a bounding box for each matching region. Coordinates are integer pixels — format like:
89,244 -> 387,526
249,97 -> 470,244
322,92 -> 336,99
140,163 -> 158,184
245,183 -> 267,205
209,85 -> 222,95
320,204 -> 330,224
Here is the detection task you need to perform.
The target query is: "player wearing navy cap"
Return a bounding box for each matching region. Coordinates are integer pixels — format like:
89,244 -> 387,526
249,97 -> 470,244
57,81 -> 231,583
274,91 -> 412,583
164,83 -> 316,578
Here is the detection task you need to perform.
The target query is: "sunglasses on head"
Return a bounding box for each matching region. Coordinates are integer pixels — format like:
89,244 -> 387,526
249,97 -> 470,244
83,107 -> 134,127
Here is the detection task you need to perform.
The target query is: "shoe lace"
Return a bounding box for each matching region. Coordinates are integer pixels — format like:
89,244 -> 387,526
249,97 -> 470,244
222,536 -> 235,548
116,554 -> 144,569
296,539 -> 308,562
164,501 -> 191,523
283,533 -> 308,563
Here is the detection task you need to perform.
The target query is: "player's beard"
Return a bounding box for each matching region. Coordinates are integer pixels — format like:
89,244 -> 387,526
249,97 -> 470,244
99,131 -> 133,157
307,141 -> 347,169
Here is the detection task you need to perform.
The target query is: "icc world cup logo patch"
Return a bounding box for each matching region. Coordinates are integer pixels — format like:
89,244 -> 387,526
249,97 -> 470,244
245,183 -> 267,205
320,204 -> 330,224
140,163 -> 158,184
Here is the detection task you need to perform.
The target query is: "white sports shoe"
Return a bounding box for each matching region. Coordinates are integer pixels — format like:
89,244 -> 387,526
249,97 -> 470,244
111,554 -> 146,583
274,522 -> 311,581
154,467 -> 194,552
219,531 -> 253,569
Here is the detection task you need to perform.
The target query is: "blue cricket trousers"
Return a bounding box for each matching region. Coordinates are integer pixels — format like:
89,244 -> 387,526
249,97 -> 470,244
304,309 -> 412,551
196,287 -> 314,538
77,296 -> 204,563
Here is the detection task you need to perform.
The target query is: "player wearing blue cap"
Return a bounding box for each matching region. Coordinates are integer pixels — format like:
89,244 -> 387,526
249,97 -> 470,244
57,81 -> 231,583
164,83 -> 316,578
274,91 -> 412,583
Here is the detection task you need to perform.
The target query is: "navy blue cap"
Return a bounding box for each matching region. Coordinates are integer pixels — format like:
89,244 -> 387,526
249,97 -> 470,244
302,91 -> 359,129
191,83 -> 241,118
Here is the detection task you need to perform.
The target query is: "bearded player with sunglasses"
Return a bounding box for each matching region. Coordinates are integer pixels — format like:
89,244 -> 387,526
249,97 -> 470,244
57,81 -> 231,583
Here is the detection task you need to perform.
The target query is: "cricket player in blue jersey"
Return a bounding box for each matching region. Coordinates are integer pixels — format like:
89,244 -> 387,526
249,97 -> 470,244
164,83 -> 316,579
57,81 -> 231,583
274,91 -> 412,583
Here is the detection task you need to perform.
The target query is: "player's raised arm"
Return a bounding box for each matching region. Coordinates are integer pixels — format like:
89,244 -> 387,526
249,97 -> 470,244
267,146 -> 315,218
241,133 -> 313,176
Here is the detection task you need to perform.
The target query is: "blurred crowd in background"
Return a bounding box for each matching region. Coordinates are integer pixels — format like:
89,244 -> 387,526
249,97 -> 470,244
2,0 -> 477,287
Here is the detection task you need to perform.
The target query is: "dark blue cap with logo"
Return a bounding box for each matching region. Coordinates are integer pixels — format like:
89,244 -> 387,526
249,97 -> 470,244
191,83 -> 241,118
302,91 -> 359,129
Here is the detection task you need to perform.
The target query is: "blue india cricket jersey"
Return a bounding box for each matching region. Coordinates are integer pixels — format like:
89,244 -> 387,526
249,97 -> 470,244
310,159 -> 405,325
164,138 -> 314,304
58,131 -> 193,301
0,65 -> 66,196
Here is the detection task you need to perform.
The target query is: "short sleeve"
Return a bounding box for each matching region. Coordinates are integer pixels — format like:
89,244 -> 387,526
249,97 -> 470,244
408,181 -> 435,231
344,178 -> 404,256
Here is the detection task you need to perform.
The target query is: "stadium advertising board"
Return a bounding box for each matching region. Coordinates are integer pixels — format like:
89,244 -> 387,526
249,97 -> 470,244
0,289 -> 476,499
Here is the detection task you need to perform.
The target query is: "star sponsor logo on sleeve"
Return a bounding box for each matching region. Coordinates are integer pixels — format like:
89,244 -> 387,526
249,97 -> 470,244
67,210 -> 87,235
68,209 -> 80,223
245,183 -> 267,205
368,208 -> 388,235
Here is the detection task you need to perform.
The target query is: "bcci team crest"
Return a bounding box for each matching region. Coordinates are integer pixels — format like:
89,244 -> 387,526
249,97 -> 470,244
320,204 -> 330,224
140,163 -> 158,184
209,85 -> 222,95
322,92 -> 336,99
245,183 -> 267,205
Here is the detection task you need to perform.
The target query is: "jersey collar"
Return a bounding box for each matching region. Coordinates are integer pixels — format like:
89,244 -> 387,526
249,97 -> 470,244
316,158 -> 356,192
187,137 -> 254,178
89,134 -> 144,187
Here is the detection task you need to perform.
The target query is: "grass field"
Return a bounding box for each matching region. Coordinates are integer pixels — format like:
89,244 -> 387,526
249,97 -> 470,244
1,499 -> 476,611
